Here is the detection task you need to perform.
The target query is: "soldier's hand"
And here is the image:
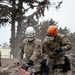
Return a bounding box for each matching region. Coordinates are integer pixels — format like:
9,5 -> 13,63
54,47 -> 62,54
27,60 -> 33,66
40,59 -> 47,68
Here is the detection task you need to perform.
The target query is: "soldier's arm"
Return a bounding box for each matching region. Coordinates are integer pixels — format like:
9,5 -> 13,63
18,41 -> 24,60
42,41 -> 49,60
61,36 -> 72,51
30,40 -> 42,61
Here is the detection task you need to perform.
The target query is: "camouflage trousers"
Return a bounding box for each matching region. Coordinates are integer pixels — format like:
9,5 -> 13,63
34,63 -> 41,75
53,69 -> 73,75
48,56 -> 73,75
48,64 -> 73,75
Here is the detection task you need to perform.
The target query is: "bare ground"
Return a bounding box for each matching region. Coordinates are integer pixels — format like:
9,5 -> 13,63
0,58 -> 20,75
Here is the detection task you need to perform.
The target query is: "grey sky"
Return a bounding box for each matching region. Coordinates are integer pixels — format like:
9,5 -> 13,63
39,0 -> 75,32
0,25 -> 11,45
0,0 -> 75,45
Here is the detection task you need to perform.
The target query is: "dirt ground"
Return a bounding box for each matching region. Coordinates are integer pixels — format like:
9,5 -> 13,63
1,58 -> 18,66
0,58 -> 20,75
0,54 -> 75,75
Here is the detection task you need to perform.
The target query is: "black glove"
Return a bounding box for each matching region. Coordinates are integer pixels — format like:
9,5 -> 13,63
40,59 -> 47,68
40,59 -> 49,75
27,60 -> 33,66
54,47 -> 62,54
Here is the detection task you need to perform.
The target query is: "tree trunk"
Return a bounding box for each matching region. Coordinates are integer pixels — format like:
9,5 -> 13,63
10,15 -> 15,55
14,21 -> 22,58
10,0 -> 16,57
13,0 -> 23,58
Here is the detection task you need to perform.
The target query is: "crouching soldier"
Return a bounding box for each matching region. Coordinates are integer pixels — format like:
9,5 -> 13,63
42,25 -> 72,75
18,26 -> 42,75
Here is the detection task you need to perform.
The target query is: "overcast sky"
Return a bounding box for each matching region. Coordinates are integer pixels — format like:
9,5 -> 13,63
0,0 -> 75,45
40,0 -> 75,32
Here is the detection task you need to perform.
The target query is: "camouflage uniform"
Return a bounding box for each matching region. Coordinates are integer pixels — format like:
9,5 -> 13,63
42,33 -> 72,75
18,37 -> 42,74
69,53 -> 75,75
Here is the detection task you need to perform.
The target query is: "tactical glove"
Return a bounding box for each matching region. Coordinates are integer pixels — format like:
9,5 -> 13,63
27,60 -> 33,66
40,59 -> 49,75
40,59 -> 47,68
54,47 -> 62,54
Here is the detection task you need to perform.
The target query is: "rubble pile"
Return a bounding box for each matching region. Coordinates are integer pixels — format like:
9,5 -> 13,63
0,64 -> 20,75
0,58 -> 20,75
0,53 -> 75,75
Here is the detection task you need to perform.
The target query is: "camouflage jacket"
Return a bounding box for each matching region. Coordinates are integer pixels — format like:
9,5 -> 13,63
18,37 -> 42,63
42,33 -> 72,59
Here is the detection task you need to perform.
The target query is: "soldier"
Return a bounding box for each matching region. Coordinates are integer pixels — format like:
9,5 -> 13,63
42,25 -> 72,75
18,26 -> 42,75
